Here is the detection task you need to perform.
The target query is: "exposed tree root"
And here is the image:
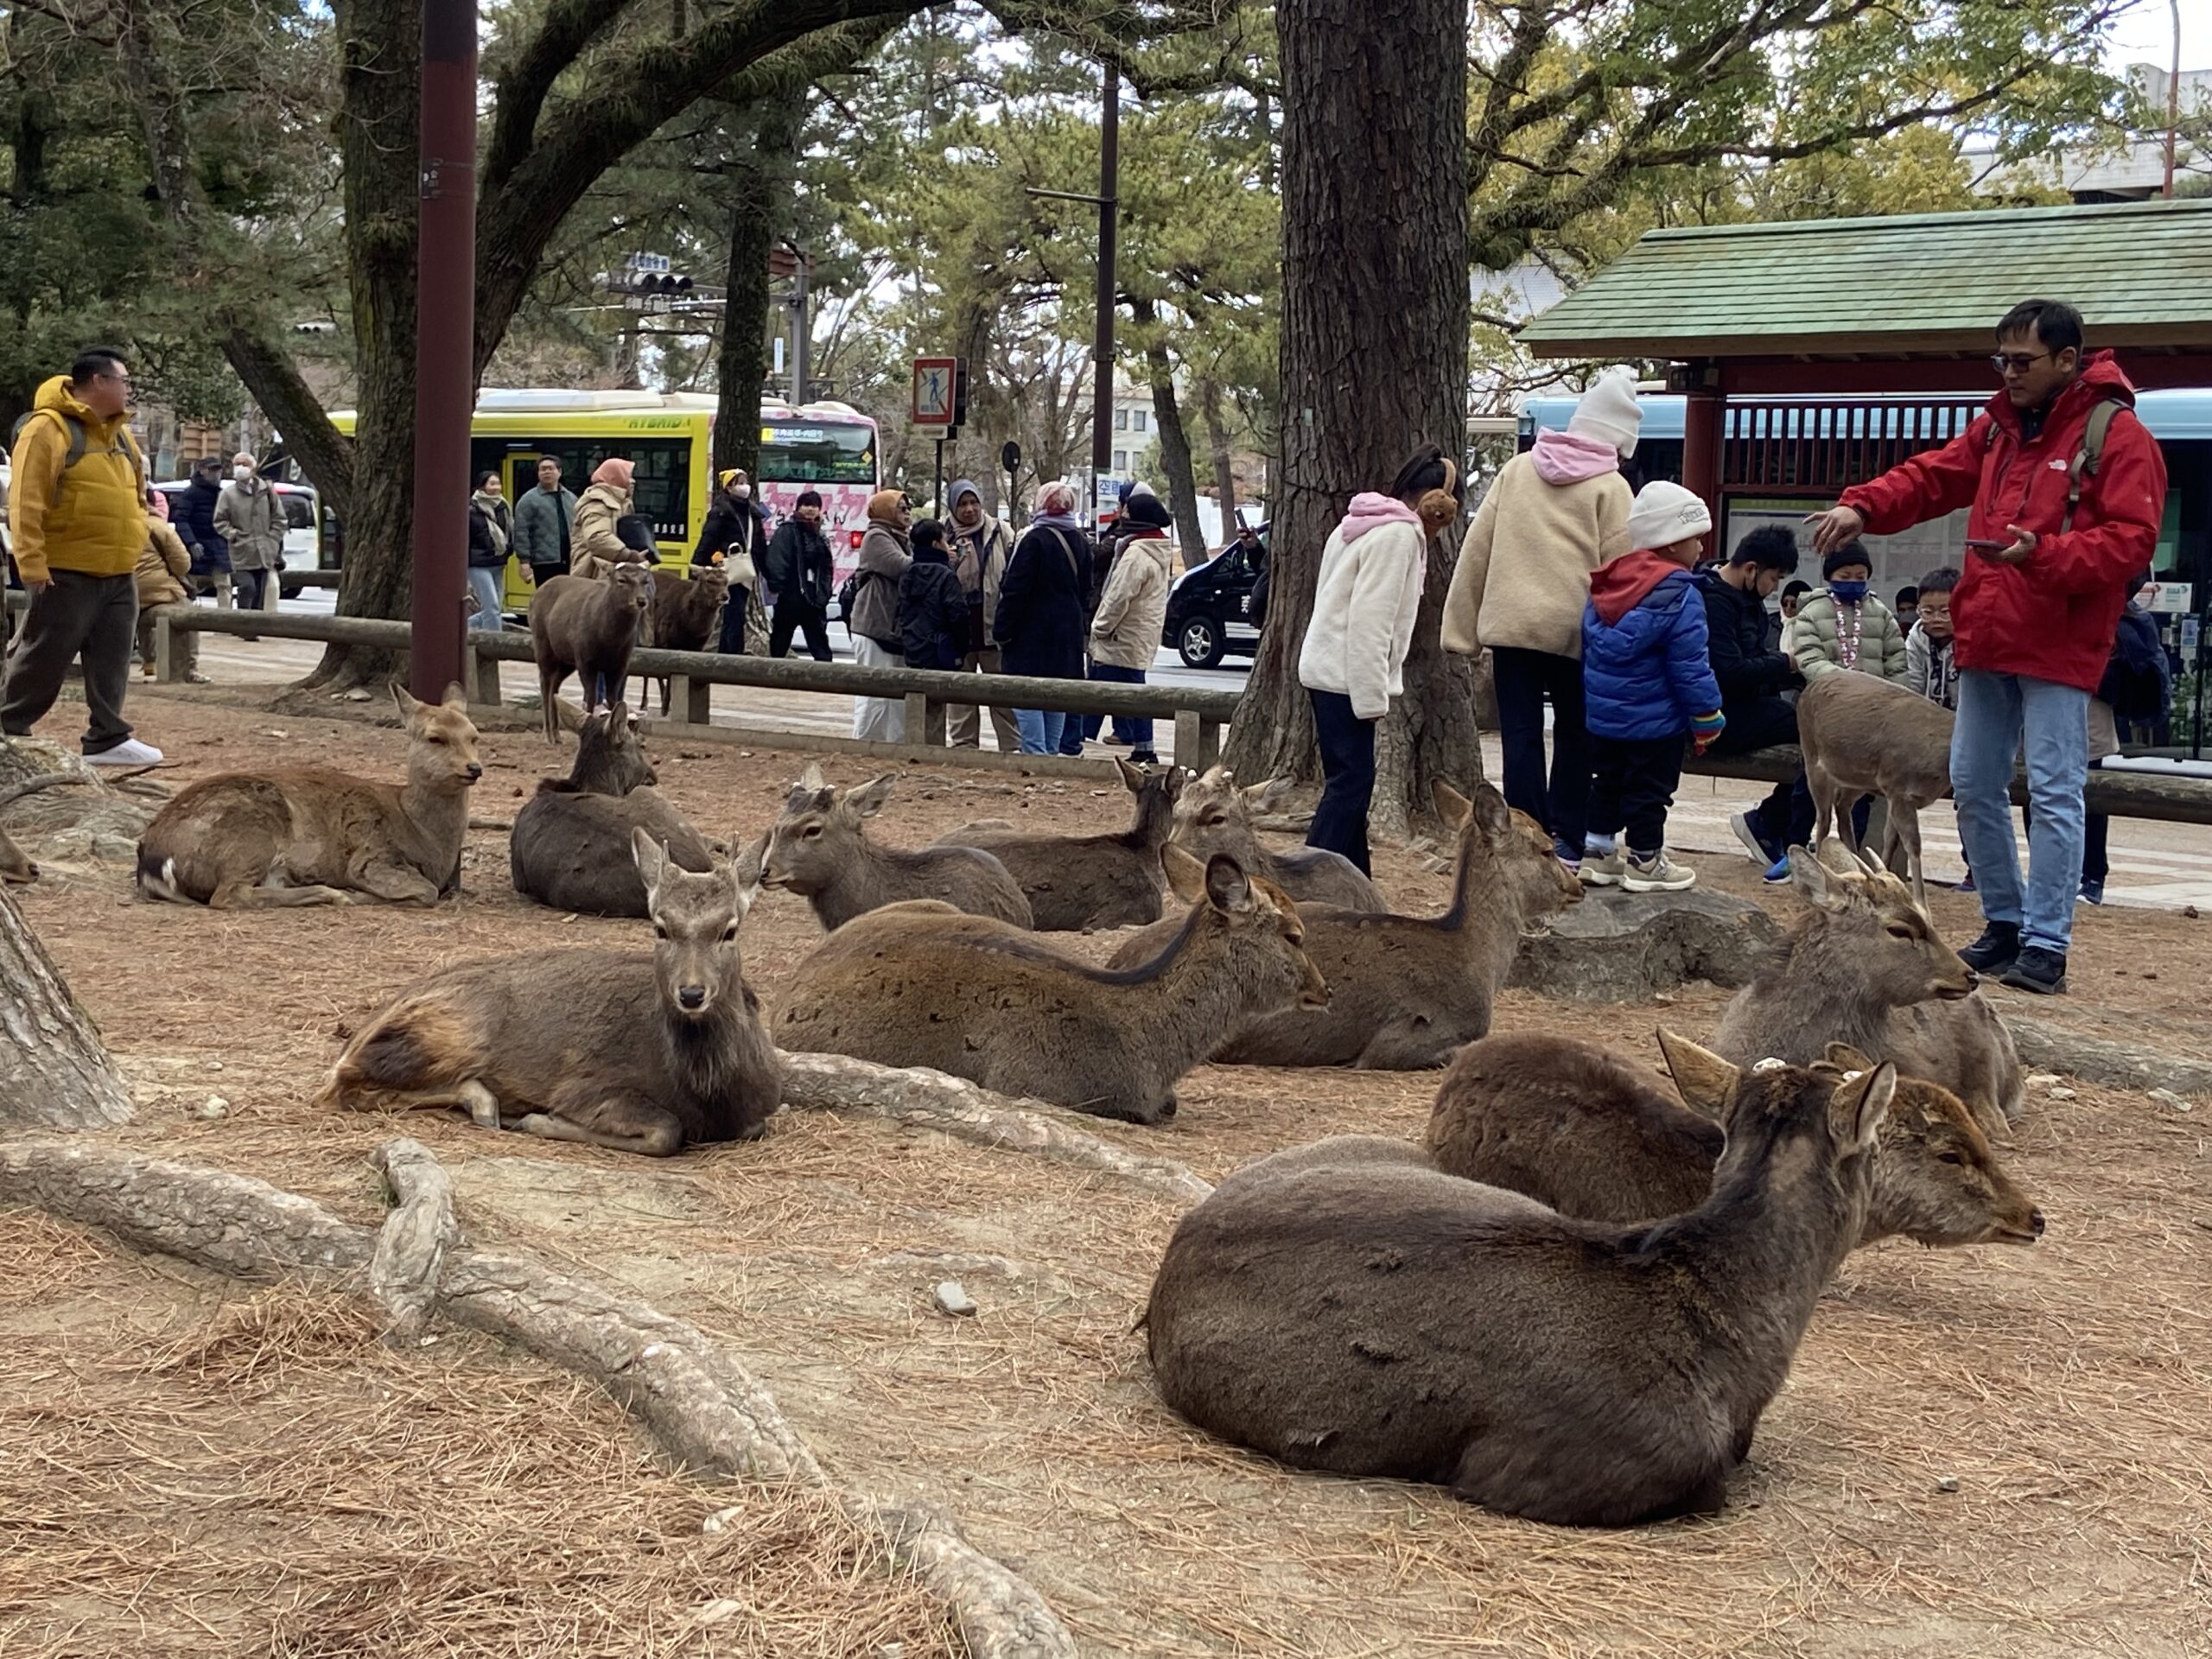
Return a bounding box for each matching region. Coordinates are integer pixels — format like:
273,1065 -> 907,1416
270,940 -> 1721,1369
2005,1014 -> 2212,1099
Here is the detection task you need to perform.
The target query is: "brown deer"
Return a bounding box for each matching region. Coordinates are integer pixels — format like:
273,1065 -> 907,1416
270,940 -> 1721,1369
1797,671 -> 1955,906
1144,1045 -> 1894,1526
772,846 -> 1327,1124
1109,780 -> 1578,1068
531,565 -> 654,740
510,702 -> 715,916
931,757 -> 1179,931
137,684 -> 481,908
647,565 -> 729,715
1713,847 -> 2024,1136
1425,1029 -> 2044,1249
1170,766 -> 1385,912
316,830 -> 783,1155
760,763 -> 1032,930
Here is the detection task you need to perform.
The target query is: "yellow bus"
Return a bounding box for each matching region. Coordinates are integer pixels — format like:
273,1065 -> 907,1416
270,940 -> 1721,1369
329,389 -> 881,612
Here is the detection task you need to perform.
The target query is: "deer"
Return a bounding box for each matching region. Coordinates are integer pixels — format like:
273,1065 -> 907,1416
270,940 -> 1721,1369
531,564 -> 654,741
510,702 -> 715,916
0,772 -> 91,885
772,846 -> 1328,1125
1108,780 -> 1579,1068
316,830 -> 783,1155
931,757 -> 1179,931
760,763 -> 1032,931
1143,1045 -> 1895,1527
1797,671 -> 1956,906
647,565 -> 729,715
1713,846 -> 2024,1137
137,684 -> 481,908
1170,766 -> 1385,912
1425,1029 -> 2044,1249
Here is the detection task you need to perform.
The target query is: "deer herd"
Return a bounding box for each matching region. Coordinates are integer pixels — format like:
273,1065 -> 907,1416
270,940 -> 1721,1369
119,684 -> 2050,1529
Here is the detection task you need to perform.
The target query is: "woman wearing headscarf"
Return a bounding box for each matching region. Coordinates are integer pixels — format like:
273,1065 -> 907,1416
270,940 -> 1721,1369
995,479 -> 1091,754
137,486 -> 207,683
467,470 -> 513,632
570,457 -> 644,580
849,487 -> 913,741
693,467 -> 770,653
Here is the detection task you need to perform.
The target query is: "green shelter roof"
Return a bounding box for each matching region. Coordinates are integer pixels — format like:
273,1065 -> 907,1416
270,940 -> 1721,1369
1516,199 -> 2212,361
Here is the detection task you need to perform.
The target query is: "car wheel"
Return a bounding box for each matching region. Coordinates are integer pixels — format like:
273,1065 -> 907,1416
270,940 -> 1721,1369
1179,614 -> 1226,670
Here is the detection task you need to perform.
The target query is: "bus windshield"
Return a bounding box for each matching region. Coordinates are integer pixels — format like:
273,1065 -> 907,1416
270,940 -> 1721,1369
760,420 -> 876,485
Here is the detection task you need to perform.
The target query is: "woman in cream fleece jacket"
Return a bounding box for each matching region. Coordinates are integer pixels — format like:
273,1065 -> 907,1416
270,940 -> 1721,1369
1441,366 -> 1639,864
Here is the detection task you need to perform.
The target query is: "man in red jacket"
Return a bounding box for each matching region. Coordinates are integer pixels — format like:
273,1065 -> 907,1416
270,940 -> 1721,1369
1809,300 -> 2167,995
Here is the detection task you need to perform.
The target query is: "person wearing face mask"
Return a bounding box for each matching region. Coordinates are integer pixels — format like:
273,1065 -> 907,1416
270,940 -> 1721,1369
214,451 -> 287,630
761,489 -> 835,660
176,454 -> 232,607
692,467 -> 770,653
1790,543 -> 1909,684
466,471 -> 512,631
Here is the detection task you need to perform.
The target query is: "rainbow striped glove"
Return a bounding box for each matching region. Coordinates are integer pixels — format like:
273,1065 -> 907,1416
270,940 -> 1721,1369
1689,709 -> 1726,756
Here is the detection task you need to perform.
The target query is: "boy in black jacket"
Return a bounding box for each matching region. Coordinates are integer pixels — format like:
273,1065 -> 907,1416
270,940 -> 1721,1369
1693,525 -> 1815,874
899,520 -> 967,745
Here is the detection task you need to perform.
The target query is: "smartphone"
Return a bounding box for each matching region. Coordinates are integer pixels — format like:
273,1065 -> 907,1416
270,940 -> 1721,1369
1963,537 -> 2012,554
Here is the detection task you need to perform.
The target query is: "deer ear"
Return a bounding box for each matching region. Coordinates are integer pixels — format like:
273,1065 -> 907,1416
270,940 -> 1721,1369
1657,1027 -> 1738,1119
1116,755 -> 1143,792
1787,845 -> 1847,911
391,682 -> 423,721
1204,854 -> 1256,915
1162,765 -> 1187,800
799,761 -> 826,792
1243,777 -> 1291,814
1468,782 -> 1512,842
1160,843 -> 1207,904
1823,1041 -> 1878,1073
847,774 -> 896,819
1829,1061 -> 1896,1153
1432,780 -> 1474,830
607,701 -> 631,735
631,829 -> 670,900
441,683 -> 468,710
730,836 -> 766,916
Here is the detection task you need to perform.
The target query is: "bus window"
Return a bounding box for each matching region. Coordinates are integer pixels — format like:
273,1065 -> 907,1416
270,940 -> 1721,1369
760,421 -> 876,485
475,437 -> 693,543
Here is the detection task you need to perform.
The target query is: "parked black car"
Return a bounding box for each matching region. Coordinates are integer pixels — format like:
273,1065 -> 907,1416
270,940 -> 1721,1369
1162,533 -> 1268,669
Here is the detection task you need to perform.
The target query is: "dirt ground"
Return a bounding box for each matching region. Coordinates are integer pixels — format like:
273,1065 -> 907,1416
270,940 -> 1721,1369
6,688 -> 2211,1658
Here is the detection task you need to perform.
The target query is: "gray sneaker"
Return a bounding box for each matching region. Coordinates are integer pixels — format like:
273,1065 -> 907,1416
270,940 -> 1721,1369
1580,849 -> 1625,888
1624,850 -> 1696,893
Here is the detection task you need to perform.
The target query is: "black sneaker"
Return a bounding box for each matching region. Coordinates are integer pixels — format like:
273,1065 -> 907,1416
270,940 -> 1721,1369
1957,921 -> 2021,976
1999,945 -> 2068,996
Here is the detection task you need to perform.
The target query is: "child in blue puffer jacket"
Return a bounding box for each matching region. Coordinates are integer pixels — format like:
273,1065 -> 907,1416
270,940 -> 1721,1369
1580,481 -> 1726,893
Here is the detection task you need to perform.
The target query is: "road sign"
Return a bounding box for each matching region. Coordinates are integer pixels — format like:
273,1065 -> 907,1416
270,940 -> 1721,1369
912,357 -> 958,428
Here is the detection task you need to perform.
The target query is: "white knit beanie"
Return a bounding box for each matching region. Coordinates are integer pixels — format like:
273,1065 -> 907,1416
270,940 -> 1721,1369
1567,366 -> 1644,459
1624,480 -> 1713,551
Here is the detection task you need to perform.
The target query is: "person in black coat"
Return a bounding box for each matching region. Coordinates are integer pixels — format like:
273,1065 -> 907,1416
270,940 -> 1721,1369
692,467 -> 770,653
995,481 -> 1092,754
1694,525 -> 1815,871
760,489 -> 836,661
899,521 -> 967,745
176,457 -> 231,602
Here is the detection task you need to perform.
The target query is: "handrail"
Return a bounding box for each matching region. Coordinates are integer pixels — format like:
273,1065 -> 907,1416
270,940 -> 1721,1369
1686,746 -> 2212,827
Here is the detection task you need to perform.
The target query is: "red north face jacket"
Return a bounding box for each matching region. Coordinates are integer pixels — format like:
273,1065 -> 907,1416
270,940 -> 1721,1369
1839,352 -> 2168,694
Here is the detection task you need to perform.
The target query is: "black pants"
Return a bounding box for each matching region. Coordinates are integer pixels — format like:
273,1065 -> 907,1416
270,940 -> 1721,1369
716,585 -> 750,655
1710,694 -> 1815,856
530,563 -> 567,595
1307,689 -> 1376,875
234,567 -> 272,612
1587,733 -> 1685,859
1,569 -> 138,753
1490,645 -> 1590,853
771,596 -> 832,661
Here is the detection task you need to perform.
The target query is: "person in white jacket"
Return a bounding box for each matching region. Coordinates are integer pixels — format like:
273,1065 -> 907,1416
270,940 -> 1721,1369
1297,444 -> 1460,874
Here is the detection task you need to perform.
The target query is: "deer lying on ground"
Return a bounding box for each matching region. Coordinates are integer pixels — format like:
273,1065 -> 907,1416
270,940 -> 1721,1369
1798,671 -> 1956,906
1170,766 -> 1385,912
931,757 -> 1178,931
0,772 -> 91,884
1425,1029 -> 2044,1248
1713,847 -> 2024,1136
510,702 -> 715,916
1144,1045 -> 1894,1526
773,846 -> 1327,1124
647,565 -> 729,715
761,763 -> 1032,930
1109,781 -> 1579,1068
137,684 -> 481,908
531,565 -> 654,740
317,830 -> 783,1155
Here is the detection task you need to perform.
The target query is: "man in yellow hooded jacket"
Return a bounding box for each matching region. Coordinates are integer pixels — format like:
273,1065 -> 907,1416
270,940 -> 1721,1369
3,348 -> 163,764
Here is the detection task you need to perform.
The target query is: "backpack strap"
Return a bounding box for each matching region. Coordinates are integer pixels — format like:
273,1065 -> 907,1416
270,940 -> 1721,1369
2063,398 -> 2121,534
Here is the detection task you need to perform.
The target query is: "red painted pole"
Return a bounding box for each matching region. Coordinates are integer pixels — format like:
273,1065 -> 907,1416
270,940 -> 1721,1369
409,0 -> 477,701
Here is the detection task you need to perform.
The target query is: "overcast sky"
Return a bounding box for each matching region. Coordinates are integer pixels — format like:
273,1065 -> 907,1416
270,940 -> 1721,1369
2102,0 -> 2209,73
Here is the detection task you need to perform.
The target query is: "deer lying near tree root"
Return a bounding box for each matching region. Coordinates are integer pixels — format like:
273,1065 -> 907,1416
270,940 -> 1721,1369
511,702 -> 714,916
1144,1044 -> 1895,1526
1798,671 -> 1956,906
1170,766 -> 1385,912
136,684 -> 481,908
1426,1029 -> 2044,1248
931,757 -> 1178,931
317,830 -> 784,1154
531,565 -> 654,740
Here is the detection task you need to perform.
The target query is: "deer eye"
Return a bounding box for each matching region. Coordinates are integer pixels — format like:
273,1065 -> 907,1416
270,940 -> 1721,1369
1885,924 -> 1915,941
652,925 -> 668,940
722,924 -> 740,942
803,824 -> 823,839
1205,814 -> 1227,827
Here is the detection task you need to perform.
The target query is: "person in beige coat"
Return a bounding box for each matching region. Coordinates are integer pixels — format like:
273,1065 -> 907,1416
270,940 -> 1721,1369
1086,492 -> 1174,764
569,457 -> 645,581
1441,365 -> 1640,865
135,492 -> 205,682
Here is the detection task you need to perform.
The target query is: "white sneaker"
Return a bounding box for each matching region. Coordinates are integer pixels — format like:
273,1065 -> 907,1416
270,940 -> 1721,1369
1624,850 -> 1696,893
86,738 -> 164,766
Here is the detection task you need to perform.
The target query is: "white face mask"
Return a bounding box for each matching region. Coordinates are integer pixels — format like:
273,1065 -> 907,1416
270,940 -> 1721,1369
731,484 -> 751,499
233,464 -> 252,481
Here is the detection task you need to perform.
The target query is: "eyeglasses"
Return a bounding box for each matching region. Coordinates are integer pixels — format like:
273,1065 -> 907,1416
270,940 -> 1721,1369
1991,351 -> 2052,376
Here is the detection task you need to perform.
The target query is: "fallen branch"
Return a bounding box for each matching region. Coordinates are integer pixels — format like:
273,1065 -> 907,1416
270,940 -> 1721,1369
2005,1014 -> 2212,1099
779,1052 -> 1214,1205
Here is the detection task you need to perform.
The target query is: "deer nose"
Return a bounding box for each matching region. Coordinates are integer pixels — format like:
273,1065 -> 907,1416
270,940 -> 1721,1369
2029,1209 -> 2046,1237
1960,968 -> 1980,990
463,762 -> 484,781
677,985 -> 707,1011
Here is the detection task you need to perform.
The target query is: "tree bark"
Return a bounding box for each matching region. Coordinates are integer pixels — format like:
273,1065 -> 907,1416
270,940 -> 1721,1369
0,887 -> 134,1132
1201,377 -> 1238,529
1129,300 -> 1208,569
1223,0 -> 1479,836
714,85 -> 807,480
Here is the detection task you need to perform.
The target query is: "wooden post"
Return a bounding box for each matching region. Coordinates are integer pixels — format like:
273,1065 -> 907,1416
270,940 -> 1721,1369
1681,365 -> 1726,535
668,675 -> 711,728
1174,709 -> 1205,771
904,691 -> 931,739
461,639 -> 504,707
154,609 -> 181,684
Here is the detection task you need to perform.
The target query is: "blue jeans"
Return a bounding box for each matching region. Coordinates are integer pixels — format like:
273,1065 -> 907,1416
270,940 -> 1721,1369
1952,669 -> 2088,954
1016,708 -> 1068,754
467,566 -> 505,631
1084,662 -> 1151,748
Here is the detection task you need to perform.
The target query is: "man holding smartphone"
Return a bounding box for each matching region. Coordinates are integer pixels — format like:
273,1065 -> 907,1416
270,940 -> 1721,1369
1807,299 -> 2167,995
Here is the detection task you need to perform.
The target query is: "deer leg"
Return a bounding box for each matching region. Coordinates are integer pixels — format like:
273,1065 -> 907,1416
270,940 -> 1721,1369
209,877 -> 354,908
1893,803 -> 1926,909
514,1099 -> 684,1157
346,861 -> 444,906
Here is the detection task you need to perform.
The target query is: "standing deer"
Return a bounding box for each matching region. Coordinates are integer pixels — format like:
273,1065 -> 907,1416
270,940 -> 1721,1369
1145,1046 -> 1895,1526
1170,766 -> 1385,912
1109,781 -> 1579,1068
317,831 -> 783,1155
1713,847 -> 2024,1135
647,566 -> 729,715
1797,671 -> 1955,905
510,702 -> 715,916
773,846 -> 1327,1124
531,565 -> 654,740
137,684 -> 481,908
931,757 -> 1179,931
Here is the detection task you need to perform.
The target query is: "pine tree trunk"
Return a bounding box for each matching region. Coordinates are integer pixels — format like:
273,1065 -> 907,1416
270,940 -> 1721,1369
1202,378 -> 1238,529
1130,304 -> 1208,569
714,86 -> 805,480
1223,0 -> 1479,838
0,887 -> 132,1131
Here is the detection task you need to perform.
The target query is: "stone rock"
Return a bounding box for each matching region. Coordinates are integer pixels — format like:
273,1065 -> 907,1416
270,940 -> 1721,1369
1509,887 -> 1780,1003
2149,1088 -> 2195,1114
932,1280 -> 977,1318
